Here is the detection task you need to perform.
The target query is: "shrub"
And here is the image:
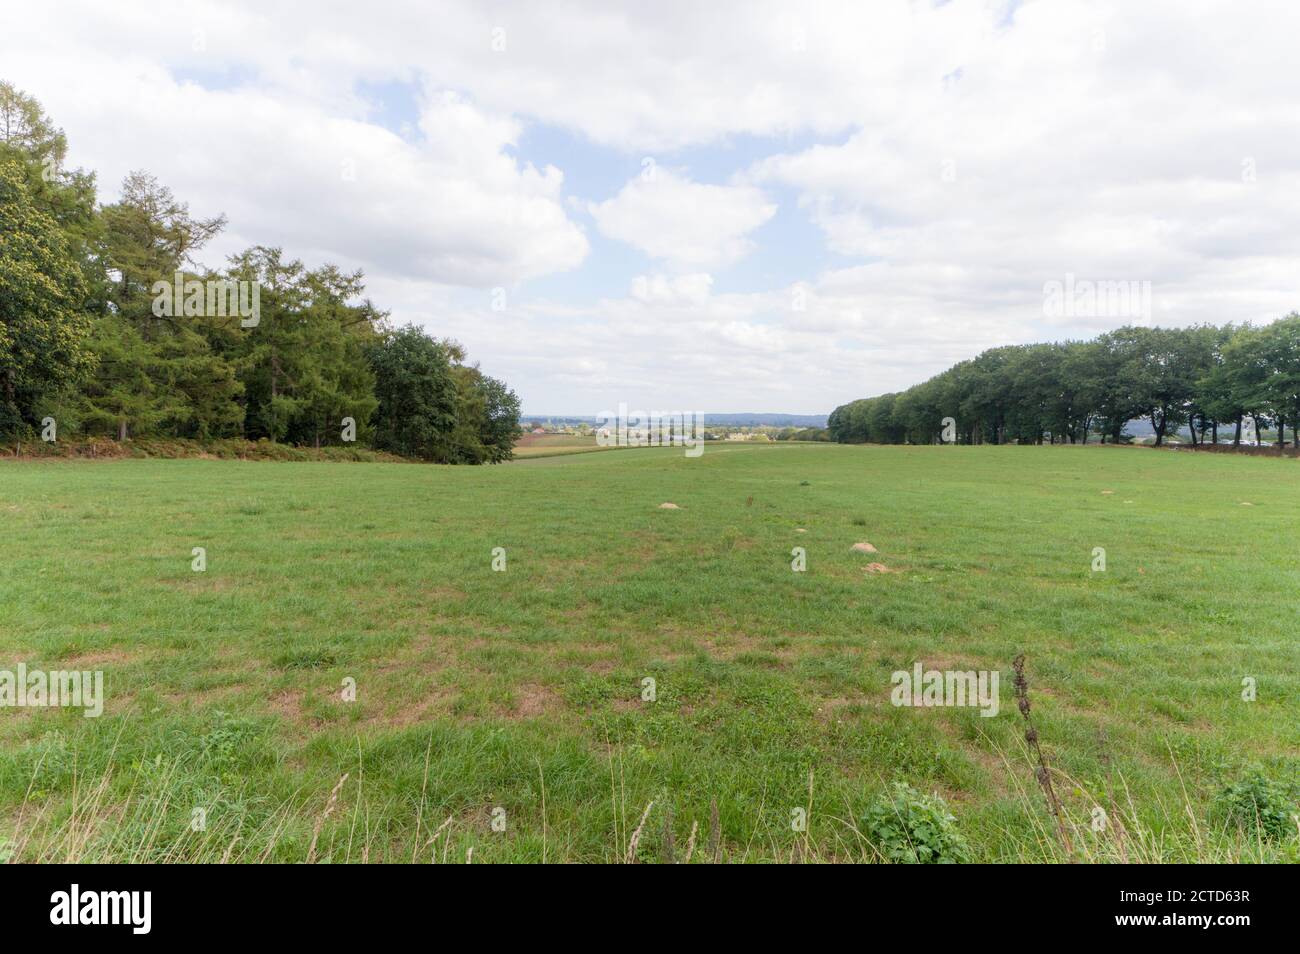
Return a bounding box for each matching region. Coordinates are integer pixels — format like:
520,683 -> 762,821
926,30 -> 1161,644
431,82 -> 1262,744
1216,771 -> 1297,841
863,782 -> 971,863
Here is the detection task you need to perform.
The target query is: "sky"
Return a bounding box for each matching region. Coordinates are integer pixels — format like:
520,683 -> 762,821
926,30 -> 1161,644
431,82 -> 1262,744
4,1 -> 1298,414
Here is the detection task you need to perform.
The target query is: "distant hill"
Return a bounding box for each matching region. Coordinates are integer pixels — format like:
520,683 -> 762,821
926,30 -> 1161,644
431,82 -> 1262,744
523,413 -> 828,428
702,413 -> 828,427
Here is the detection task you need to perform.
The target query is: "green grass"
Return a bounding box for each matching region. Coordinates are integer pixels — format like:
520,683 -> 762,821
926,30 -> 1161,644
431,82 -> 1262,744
0,443 -> 1297,862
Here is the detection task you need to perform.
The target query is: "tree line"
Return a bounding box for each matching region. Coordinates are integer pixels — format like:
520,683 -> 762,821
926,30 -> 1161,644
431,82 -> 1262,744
828,319 -> 1300,448
0,82 -> 520,462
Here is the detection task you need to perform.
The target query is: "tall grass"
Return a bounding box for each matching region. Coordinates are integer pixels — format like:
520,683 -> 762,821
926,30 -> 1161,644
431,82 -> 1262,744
4,731 -> 1294,863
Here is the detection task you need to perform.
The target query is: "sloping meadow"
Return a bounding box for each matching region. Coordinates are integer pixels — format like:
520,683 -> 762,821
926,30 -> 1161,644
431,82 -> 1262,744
0,444 -> 1295,862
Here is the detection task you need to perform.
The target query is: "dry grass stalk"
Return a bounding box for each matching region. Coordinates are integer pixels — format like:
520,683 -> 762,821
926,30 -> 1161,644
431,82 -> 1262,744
661,807 -> 676,863
306,772 -> 349,864
625,800 -> 654,863
708,798 -> 721,862
423,815 -> 454,850
1012,655 -> 1072,857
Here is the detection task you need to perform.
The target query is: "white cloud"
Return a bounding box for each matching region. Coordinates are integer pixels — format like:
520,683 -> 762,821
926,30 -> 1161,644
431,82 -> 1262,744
3,0 -> 1300,413
630,273 -> 714,306
2,15 -> 588,288
589,170 -> 776,270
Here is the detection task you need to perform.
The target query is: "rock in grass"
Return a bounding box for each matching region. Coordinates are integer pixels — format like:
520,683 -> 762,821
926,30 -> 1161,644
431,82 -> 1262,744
658,502 -> 681,509
851,541 -> 877,553
863,562 -> 894,574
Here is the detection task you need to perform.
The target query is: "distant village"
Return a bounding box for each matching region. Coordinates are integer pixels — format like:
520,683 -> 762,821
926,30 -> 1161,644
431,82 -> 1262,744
521,419 -> 830,443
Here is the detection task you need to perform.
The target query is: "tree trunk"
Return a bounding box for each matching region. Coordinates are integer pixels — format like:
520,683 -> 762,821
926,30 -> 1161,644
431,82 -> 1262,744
118,418 -> 128,441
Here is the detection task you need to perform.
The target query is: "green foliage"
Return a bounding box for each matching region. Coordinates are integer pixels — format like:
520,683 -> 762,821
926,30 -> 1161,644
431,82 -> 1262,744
471,371 -> 522,462
863,782 -> 971,863
0,158 -> 93,433
0,82 -> 520,459
368,327 -> 519,463
368,326 -> 459,460
830,317 -> 1300,449
773,427 -> 828,441
71,172 -> 244,439
1215,771 -> 1297,841
0,80 -> 99,254
226,248 -> 380,447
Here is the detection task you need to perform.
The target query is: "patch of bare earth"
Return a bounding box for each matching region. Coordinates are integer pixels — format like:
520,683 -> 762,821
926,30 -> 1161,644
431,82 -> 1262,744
60,649 -> 135,667
500,682 -> 561,719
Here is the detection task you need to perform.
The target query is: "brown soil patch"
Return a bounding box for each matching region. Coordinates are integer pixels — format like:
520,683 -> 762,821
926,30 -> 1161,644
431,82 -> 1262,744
502,682 -> 561,718
60,649 -> 134,666
268,689 -> 303,720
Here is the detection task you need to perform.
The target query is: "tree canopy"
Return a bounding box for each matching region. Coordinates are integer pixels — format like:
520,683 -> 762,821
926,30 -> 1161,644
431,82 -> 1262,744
0,83 -> 521,461
829,319 -> 1300,448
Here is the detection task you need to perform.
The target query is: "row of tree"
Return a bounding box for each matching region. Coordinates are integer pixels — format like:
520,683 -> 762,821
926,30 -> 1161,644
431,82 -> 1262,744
828,320 -> 1300,448
0,82 -> 520,462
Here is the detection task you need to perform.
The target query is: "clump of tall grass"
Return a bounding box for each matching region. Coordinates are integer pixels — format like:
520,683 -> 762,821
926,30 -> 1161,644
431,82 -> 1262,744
978,693 -> 1299,864
2,730 -> 1294,864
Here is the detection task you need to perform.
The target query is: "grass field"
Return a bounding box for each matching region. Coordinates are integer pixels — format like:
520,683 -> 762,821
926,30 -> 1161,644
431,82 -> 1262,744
1,443 -> 1297,862
511,432 -> 607,458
